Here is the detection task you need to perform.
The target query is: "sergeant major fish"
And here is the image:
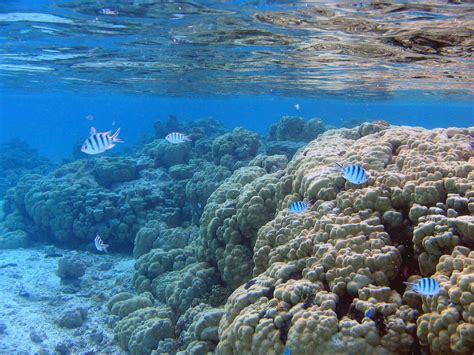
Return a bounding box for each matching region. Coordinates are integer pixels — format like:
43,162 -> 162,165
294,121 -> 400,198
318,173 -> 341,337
288,201 -> 310,213
336,163 -> 369,185
165,132 -> 191,144
94,235 -> 109,253
81,127 -> 123,155
404,277 -> 441,296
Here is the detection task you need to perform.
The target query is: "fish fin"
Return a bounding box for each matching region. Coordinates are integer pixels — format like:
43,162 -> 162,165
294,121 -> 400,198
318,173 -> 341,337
335,162 -> 344,170
90,127 -> 97,135
111,127 -> 123,143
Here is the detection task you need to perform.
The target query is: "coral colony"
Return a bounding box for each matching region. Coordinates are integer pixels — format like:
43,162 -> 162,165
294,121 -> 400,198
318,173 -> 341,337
1,116 -> 473,354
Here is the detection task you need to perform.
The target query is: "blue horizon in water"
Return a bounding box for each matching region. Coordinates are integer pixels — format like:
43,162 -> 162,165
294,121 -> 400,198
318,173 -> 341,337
1,92 -> 472,161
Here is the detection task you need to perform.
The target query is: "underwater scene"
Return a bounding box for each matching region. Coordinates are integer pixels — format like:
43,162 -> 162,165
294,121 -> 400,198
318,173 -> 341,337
0,0 -> 473,354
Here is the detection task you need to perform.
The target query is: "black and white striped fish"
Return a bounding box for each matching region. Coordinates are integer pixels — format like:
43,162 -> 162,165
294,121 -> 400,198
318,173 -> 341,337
165,132 -> 191,144
94,234 -> 109,253
81,127 -> 123,155
404,277 -> 441,296
288,201 -> 310,213
336,163 -> 368,185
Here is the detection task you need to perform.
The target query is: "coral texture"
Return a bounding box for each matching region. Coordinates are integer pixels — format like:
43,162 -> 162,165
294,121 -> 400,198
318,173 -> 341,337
213,124 -> 473,354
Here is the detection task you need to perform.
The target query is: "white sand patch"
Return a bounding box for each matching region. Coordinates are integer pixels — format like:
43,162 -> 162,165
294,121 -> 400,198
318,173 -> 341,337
0,246 -> 133,353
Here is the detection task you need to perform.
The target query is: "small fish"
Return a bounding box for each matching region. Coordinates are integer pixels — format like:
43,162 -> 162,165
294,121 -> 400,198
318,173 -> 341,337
284,347 -> 291,355
288,201 -> 309,213
366,309 -> 374,318
81,127 -> 123,155
197,202 -> 203,209
294,103 -> 300,110
99,8 -> 118,16
336,163 -> 369,185
94,235 -> 109,253
44,253 -> 63,258
165,132 -> 191,144
404,277 -> 441,296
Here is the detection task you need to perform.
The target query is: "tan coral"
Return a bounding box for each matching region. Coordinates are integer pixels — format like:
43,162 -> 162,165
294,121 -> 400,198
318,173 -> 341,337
210,124 -> 473,354
416,246 -> 474,354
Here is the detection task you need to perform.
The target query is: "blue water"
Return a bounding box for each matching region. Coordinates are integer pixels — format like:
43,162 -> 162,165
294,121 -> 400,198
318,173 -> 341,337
1,92 -> 472,160
0,1 -> 473,354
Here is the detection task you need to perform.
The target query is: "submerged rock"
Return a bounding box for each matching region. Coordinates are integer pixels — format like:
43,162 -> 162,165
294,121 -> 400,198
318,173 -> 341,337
0,230 -> 29,249
56,255 -> 87,281
56,306 -> 88,328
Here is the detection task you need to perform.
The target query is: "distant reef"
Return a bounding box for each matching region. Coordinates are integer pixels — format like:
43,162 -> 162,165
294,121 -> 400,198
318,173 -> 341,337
0,139 -> 52,198
1,119 -> 473,354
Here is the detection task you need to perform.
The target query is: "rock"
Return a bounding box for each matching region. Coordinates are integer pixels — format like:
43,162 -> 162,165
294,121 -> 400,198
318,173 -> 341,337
0,230 -> 29,249
55,340 -> 75,355
56,255 -> 87,281
56,306 -> 88,328
29,329 -> 46,343
89,330 -> 104,344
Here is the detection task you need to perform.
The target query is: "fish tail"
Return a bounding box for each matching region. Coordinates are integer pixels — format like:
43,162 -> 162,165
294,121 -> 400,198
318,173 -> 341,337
184,134 -> 192,141
403,281 -> 416,291
103,244 -> 109,253
111,127 -> 123,143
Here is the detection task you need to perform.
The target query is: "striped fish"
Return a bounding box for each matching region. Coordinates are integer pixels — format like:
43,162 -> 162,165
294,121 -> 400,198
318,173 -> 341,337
81,127 -> 123,155
404,277 -> 441,296
94,235 -> 109,253
165,132 -> 191,144
336,163 -> 368,185
288,201 -> 309,213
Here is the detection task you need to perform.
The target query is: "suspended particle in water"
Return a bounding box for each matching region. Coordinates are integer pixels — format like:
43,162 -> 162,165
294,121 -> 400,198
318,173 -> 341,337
85,114 -> 94,121
294,103 -> 300,110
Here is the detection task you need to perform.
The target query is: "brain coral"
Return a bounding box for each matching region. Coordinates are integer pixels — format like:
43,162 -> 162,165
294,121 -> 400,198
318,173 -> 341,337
211,124 -> 473,354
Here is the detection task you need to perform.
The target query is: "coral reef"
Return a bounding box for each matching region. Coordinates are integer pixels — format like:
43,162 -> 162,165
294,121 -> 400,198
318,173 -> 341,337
416,246 -> 474,354
3,119 -> 472,354
0,230 -> 29,249
198,166 -> 281,290
0,139 -> 52,198
212,128 -> 260,171
211,124 -> 473,354
268,116 -> 326,142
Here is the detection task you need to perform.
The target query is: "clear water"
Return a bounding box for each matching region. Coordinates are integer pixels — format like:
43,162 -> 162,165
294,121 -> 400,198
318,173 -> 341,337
0,1 -> 473,354
0,0 -> 472,159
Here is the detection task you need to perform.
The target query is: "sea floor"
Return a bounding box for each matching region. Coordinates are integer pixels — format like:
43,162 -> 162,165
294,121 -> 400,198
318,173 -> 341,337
0,245 -> 133,354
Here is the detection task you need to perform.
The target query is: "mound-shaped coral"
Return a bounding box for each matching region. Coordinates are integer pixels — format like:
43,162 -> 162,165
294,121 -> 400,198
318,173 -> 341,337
198,166 -> 282,290
0,139 -> 52,197
268,116 -> 326,142
212,128 -> 260,171
211,124 -> 473,353
416,246 -> 474,354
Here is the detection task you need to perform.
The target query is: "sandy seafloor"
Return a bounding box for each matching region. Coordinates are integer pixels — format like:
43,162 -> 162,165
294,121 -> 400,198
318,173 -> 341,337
0,243 -> 132,354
